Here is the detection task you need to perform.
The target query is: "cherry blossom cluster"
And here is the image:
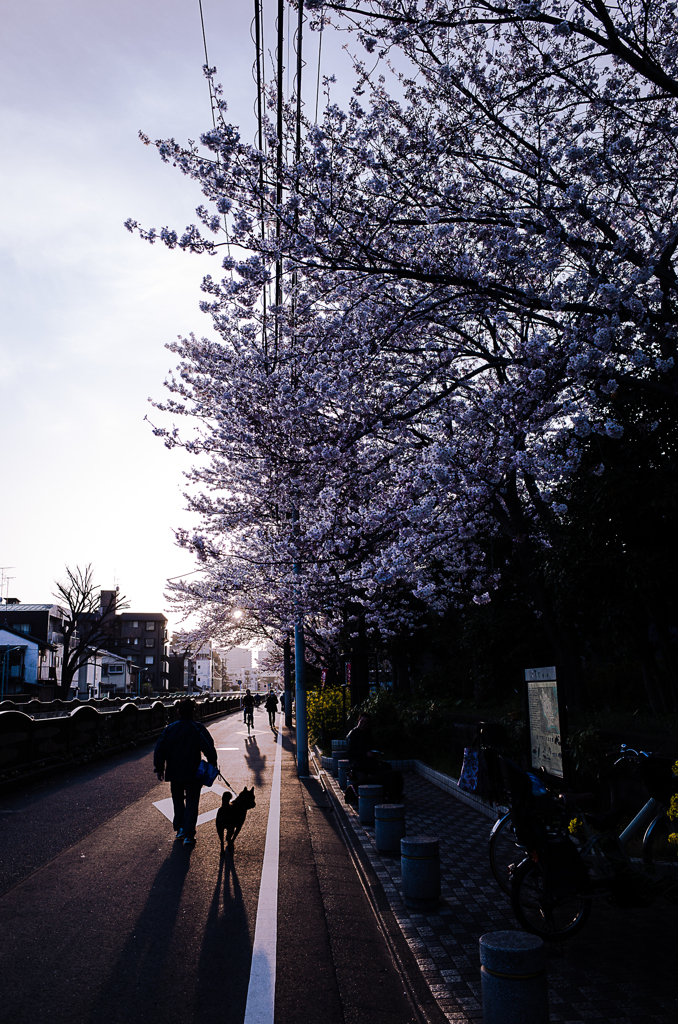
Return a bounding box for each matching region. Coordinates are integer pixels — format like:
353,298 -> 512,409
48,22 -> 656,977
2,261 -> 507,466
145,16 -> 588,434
130,0 -> 678,662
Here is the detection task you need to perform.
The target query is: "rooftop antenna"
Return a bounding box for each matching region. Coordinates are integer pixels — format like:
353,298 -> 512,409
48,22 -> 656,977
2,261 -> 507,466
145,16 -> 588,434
0,567 -> 16,605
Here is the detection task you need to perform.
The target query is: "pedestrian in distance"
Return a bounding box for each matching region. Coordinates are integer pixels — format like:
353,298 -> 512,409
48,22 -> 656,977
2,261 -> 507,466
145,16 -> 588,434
154,698 -> 218,846
264,689 -> 279,728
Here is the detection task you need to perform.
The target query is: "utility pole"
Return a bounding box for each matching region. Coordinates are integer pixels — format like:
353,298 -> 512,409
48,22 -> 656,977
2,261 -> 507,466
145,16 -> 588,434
283,635 -> 292,727
292,0 -> 308,775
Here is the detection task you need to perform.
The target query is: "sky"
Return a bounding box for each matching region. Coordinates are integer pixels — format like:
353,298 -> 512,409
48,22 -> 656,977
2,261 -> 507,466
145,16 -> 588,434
0,0 -> 355,636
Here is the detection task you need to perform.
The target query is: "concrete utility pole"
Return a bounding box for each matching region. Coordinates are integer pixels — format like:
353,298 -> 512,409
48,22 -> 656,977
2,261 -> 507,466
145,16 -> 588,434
292,0 -> 309,776
283,636 -> 292,727
294,621 -> 308,774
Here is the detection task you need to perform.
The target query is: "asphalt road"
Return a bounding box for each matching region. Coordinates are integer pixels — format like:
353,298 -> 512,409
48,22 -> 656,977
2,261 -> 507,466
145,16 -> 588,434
0,709 -> 421,1024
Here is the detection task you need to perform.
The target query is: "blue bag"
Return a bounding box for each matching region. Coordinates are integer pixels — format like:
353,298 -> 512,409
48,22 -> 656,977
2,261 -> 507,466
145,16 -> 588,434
196,760 -> 220,787
457,746 -> 490,795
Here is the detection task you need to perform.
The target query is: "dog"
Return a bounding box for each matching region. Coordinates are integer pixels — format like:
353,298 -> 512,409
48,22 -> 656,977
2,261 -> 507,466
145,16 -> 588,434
215,786 -> 256,853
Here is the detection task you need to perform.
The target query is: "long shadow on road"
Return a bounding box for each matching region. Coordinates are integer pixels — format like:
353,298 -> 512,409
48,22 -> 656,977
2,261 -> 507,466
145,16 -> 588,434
243,736 -> 267,788
194,852 -> 252,1024
86,842 -> 192,1024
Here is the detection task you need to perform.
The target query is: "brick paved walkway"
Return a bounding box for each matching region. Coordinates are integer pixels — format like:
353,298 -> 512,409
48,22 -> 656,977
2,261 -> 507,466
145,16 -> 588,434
327,769 -> 677,1024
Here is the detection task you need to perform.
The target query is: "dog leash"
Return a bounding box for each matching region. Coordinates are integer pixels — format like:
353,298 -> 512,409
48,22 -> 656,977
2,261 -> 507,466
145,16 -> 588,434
220,770 -> 238,790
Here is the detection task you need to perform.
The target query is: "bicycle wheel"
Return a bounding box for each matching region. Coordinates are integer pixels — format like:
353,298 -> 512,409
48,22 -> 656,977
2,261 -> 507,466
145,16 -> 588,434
489,813 -> 525,896
643,813 -> 678,882
510,858 -> 592,941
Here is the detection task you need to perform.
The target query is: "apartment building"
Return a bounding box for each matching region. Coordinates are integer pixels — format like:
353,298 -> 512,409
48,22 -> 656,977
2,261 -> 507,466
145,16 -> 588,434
111,612 -> 169,693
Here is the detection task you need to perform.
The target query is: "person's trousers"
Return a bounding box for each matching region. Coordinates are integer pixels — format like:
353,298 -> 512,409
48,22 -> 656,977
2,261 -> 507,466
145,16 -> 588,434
170,780 -> 202,838
268,711 -> 276,726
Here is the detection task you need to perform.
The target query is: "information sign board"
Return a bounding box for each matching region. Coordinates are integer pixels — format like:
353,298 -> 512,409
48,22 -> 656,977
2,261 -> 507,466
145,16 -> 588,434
525,666 -> 563,779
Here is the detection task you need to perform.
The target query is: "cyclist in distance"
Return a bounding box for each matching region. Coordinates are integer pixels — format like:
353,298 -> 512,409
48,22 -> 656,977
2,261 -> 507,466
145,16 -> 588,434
243,688 -> 255,732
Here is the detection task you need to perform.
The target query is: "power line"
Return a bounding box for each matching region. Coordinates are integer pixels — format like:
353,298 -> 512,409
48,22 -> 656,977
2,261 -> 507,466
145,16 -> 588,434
198,0 -> 217,128
315,7 -> 324,123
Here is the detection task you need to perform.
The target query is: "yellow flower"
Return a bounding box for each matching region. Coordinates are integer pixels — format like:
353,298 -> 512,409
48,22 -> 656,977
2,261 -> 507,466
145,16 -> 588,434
669,794 -> 678,822
568,817 -> 583,835
668,833 -> 678,846
672,761 -> 678,776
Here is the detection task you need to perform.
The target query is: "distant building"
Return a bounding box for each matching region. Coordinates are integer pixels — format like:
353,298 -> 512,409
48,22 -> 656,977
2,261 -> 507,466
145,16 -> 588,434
0,604 -> 67,688
0,624 -> 57,698
0,596 -> 169,697
194,640 -> 213,691
112,612 -> 169,693
217,647 -> 253,691
253,644 -> 283,692
99,651 -> 134,696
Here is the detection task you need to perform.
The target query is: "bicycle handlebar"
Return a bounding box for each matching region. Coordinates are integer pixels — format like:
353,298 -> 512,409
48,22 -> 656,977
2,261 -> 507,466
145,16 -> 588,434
613,743 -> 654,765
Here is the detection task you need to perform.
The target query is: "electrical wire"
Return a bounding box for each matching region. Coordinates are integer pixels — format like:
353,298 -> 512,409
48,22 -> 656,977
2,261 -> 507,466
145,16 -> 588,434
198,0 -> 216,128
315,7 -> 324,123
197,0 -> 233,271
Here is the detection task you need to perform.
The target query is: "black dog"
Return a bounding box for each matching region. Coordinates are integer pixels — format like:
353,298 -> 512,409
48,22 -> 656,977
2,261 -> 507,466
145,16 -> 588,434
216,786 -> 256,853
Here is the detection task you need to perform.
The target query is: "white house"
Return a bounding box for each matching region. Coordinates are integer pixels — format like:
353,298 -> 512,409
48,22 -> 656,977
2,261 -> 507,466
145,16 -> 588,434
100,651 -> 134,695
0,618 -> 57,700
195,640 -> 213,691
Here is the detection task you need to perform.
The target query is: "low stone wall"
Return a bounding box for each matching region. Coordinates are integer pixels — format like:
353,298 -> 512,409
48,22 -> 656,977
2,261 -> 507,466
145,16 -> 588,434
413,760 -> 506,820
0,694 -> 241,781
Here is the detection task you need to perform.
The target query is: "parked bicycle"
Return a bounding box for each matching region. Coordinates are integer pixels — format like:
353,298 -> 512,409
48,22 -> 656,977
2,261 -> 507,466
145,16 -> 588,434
488,747 -> 678,940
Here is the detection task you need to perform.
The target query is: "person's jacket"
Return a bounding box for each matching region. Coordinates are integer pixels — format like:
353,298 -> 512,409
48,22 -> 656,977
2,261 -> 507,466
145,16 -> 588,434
243,693 -> 255,708
265,693 -> 279,711
154,719 -> 217,784
346,725 -> 375,768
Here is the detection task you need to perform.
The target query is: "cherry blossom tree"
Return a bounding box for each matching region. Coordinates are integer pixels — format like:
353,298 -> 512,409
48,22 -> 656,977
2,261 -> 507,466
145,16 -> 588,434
128,0 -> 678,706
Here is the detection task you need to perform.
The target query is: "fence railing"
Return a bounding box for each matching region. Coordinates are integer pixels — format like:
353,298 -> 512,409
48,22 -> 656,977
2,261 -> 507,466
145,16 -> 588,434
0,694 -> 243,778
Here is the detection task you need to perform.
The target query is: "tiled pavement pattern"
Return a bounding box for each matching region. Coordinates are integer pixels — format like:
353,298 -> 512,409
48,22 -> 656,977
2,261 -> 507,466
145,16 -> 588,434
325,769 -> 677,1024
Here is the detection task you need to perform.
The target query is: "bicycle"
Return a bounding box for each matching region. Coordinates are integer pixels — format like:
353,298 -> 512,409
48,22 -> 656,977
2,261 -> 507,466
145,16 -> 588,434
243,705 -> 254,734
489,746 -> 677,896
489,748 -> 678,940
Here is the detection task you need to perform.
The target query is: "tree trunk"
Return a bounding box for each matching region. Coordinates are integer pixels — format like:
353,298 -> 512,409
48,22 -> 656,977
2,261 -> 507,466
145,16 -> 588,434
391,642 -> 411,697
638,654 -> 668,715
58,663 -> 76,700
494,477 -> 583,710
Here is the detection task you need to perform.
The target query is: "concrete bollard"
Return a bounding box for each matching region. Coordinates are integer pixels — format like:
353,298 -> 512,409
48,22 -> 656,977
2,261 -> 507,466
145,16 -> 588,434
338,759 -> 350,790
480,931 -> 549,1024
331,739 -> 347,777
375,803 -> 405,853
358,784 -> 383,825
401,836 -> 440,909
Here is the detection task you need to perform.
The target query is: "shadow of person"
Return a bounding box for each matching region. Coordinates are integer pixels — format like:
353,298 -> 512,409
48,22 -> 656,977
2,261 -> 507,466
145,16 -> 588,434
86,842 -> 192,1024
281,731 -> 296,754
194,846 -> 251,1021
243,736 -> 267,788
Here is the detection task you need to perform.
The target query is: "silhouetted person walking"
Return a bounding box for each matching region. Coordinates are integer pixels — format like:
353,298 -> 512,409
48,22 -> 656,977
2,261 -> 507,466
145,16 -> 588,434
154,698 -> 217,846
265,690 -> 279,727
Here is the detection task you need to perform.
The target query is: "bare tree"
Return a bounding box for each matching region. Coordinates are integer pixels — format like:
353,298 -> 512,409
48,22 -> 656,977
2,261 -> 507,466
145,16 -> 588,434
53,565 -> 128,698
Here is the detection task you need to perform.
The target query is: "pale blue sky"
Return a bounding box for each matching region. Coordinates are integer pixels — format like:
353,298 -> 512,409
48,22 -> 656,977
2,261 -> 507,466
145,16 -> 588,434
0,0 -> 353,629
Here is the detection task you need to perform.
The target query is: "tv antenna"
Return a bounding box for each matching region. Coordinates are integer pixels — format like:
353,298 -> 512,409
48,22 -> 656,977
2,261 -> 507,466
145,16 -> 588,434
0,567 -> 16,605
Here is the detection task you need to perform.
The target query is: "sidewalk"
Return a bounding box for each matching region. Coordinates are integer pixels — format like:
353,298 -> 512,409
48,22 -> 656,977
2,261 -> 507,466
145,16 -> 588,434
322,765 -> 676,1024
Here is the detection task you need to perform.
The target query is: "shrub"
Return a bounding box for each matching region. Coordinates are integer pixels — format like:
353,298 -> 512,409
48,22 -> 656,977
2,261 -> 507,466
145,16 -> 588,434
306,687 -> 347,745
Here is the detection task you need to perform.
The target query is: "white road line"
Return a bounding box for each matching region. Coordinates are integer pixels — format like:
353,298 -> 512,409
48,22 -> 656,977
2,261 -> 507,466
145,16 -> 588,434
243,716 -> 283,1024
